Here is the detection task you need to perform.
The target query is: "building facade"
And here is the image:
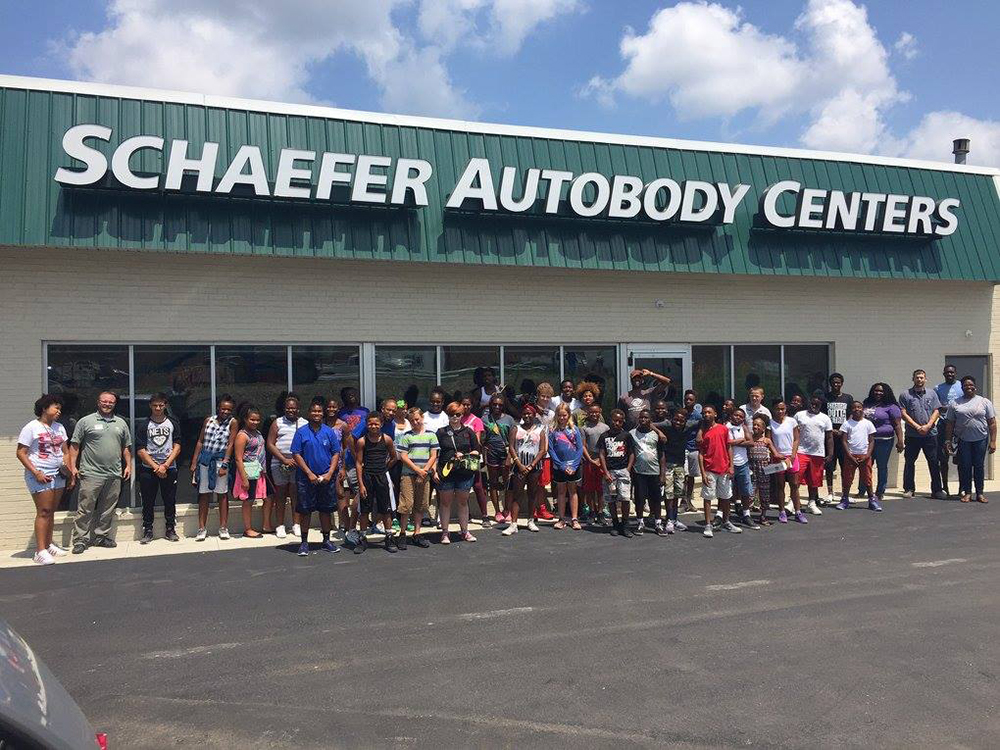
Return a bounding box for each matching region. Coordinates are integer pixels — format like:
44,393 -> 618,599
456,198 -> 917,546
1,75 -> 998,548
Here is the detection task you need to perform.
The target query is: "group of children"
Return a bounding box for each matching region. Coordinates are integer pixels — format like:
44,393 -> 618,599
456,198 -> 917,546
176,365 -> 896,555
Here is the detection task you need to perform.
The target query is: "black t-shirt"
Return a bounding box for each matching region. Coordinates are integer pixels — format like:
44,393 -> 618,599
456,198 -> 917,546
825,391 -> 854,429
600,428 -> 634,471
136,416 -> 181,465
660,424 -> 687,465
436,426 -> 480,479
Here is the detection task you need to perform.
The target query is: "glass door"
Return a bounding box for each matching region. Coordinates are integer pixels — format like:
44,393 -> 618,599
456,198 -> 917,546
621,344 -> 691,408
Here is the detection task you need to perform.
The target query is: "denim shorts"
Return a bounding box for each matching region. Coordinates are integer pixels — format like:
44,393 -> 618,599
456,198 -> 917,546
438,474 -> 476,492
733,462 -> 753,497
25,470 -> 66,494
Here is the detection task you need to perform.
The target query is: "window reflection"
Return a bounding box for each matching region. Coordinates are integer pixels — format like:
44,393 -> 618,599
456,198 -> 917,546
693,345 -> 731,412
783,345 -> 830,402
375,346 -> 437,408
292,346 -> 361,407
564,346 -> 617,410
440,346 -> 500,404
214,346 -> 288,413
734,345 -> 781,405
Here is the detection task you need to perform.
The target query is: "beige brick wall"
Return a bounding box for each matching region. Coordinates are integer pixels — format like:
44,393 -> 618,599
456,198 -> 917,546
1,245 -> 994,548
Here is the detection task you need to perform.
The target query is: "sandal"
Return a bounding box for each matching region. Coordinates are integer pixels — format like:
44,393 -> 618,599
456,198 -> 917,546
244,530 -> 263,538
571,518 -> 582,530
758,516 -> 772,526
553,520 -> 566,530
440,533 -> 451,544
960,494 -> 972,503
976,495 -> 989,504
463,531 -> 477,542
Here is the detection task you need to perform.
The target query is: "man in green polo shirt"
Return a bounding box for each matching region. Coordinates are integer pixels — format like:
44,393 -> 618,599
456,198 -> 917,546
68,391 -> 132,554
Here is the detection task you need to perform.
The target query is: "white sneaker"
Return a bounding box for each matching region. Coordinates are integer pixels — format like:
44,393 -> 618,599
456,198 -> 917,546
33,550 -> 56,565
703,525 -> 714,538
722,520 -> 742,533
292,523 -> 301,537
673,520 -> 688,532
825,492 -> 836,504
806,500 -> 823,515
374,522 -> 386,535
218,527 -> 231,540
275,525 -> 287,539
502,523 -> 519,536
665,520 -> 675,534
527,519 -> 540,532
195,528 -> 208,542
784,501 -> 794,513
47,544 -> 68,557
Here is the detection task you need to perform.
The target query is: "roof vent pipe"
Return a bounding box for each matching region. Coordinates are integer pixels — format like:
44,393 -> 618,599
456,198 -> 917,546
953,138 -> 970,164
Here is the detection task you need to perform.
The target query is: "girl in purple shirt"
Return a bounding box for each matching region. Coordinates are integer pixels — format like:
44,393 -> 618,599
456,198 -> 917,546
862,383 -> 904,502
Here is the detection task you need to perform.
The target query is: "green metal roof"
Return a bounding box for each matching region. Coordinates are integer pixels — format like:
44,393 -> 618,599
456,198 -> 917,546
2,75 -> 999,280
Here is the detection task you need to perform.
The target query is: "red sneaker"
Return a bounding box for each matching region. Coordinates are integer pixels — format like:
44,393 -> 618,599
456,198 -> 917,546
536,505 -> 555,521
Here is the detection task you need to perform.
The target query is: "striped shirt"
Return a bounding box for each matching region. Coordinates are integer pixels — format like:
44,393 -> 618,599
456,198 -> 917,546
395,430 -> 439,475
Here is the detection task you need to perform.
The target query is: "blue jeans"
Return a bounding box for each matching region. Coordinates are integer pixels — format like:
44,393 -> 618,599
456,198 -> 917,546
957,438 -> 988,496
871,438 -> 895,498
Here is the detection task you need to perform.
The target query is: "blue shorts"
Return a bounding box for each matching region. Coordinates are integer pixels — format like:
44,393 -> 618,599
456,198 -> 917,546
296,479 -> 336,514
25,471 -> 66,494
733,463 -> 753,497
438,474 -> 475,492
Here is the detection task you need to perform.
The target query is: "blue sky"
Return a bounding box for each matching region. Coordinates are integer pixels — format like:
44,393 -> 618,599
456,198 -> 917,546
1,0 -> 997,164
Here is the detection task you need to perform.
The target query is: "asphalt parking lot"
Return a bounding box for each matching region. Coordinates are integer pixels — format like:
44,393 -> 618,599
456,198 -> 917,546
2,497 -> 998,749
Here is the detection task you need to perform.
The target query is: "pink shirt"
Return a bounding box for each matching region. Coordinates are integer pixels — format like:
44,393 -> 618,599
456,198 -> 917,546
462,414 -> 484,434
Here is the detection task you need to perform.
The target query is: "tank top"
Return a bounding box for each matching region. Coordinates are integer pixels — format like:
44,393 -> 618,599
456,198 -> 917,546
479,387 -> 494,408
240,429 -> 265,468
203,415 -> 232,454
748,440 -> 771,468
274,416 -> 306,455
361,433 -> 389,474
515,423 -> 542,466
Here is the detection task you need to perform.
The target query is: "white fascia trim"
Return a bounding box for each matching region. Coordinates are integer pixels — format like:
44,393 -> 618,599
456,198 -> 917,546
2,73 -> 998,177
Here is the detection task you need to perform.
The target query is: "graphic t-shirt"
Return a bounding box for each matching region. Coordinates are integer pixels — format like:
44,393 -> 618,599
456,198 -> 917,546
769,416 -> 797,455
726,422 -> 750,466
395,430 -> 440,474
660,424 -> 687,465
580,421 -> 610,458
863,403 -> 901,439
600,429 -> 634,471
336,407 -> 369,435
618,386 -> 661,427
423,410 -> 449,433
514,423 -> 544,467
841,418 -> 876,454
934,381 -> 963,421
481,413 -> 516,455
700,423 -> 731,474
795,411 -> 833,457
824,392 -> 854,429
17,419 -> 68,474
629,427 -> 661,475
136,416 -> 181,464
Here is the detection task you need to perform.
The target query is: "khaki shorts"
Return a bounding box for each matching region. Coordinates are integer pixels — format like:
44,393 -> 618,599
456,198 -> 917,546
398,474 -> 431,515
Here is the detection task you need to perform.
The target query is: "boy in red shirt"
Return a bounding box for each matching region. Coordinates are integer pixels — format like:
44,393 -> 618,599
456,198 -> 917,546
697,405 -> 737,539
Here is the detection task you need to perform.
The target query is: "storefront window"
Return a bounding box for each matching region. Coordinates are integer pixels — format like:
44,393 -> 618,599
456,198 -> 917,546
292,346 -> 361,408
693,345 -> 731,413
564,346 -> 617,410
734,345 -> 781,406
375,346 -> 437,408
440,346 -> 500,404
45,344 -> 131,510
213,346 -> 288,414
783,345 -> 830,403
133,345 -> 211,506
504,346 -> 560,403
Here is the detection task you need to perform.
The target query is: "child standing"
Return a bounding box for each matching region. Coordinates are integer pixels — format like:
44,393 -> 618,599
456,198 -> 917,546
660,409 -> 689,533
629,409 -> 666,535
838,401 -> 879,511
599,409 -> 635,537
698,405 -> 737,538
233,405 -> 267,539
356,414 -> 399,553
747,415 -> 784,526
395,407 -> 438,548
504,404 -> 547,535
549,404 -> 585,530
579,404 -> 610,524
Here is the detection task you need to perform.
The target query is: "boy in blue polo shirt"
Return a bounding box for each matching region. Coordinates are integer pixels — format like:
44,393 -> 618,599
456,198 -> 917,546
291,397 -> 342,557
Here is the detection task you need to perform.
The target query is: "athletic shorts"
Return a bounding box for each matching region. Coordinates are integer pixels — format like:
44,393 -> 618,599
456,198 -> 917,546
25,471 -> 66,495
581,462 -> 603,493
552,466 -> 581,484
632,473 -> 661,506
539,458 -> 551,487
732,462 -> 753,497
344,467 -> 360,495
603,468 -> 631,504
398,474 -> 431,515
270,456 -> 295,487
438,473 -> 476,492
296,479 -> 336,514
800,455 -> 826,488
779,454 -> 801,481
485,446 -> 507,468
701,471 -> 733,501
685,450 -> 700,477
360,471 -> 392,515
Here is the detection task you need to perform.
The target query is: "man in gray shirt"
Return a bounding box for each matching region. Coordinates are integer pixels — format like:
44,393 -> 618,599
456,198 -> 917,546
898,369 -> 943,498
67,391 -> 132,554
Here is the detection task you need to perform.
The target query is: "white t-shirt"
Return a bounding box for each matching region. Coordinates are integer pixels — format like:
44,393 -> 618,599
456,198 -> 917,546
726,422 -> 749,466
18,419 -> 69,474
740,403 -> 772,423
274,416 -> 307,455
795,411 -> 833,457
841,418 -> 876,454
769,416 -> 797,455
423,411 -> 449,433
559,397 -> 581,412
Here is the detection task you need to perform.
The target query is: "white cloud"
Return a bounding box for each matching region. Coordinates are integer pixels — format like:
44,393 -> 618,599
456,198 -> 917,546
374,44 -> 481,118
417,0 -> 579,55
584,0 -> 914,154
896,111 -> 1000,167
894,31 -> 918,60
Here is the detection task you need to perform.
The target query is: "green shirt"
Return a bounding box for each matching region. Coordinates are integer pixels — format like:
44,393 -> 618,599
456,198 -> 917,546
394,429 -> 439,475
71,412 -> 131,477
